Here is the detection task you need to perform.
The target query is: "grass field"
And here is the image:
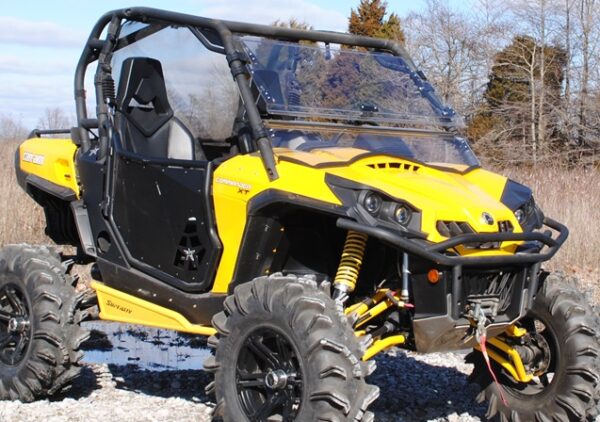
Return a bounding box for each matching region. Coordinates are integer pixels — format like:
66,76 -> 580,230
1,137 -> 598,298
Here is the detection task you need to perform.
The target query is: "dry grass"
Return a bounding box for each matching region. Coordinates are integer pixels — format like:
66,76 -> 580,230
0,139 -> 49,245
499,166 -> 600,270
0,139 -> 597,298
499,166 -> 600,300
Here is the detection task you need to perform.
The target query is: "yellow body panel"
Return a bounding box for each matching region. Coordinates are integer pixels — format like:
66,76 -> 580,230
211,152 -> 342,292
92,281 -> 217,335
18,137 -> 80,196
211,148 -> 521,293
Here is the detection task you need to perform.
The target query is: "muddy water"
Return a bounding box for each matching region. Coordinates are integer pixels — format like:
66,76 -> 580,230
81,321 -> 212,371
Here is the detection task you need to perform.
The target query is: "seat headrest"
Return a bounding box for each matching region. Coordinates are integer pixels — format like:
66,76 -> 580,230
116,57 -> 174,136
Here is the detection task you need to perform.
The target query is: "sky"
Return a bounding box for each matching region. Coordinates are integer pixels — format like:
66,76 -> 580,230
0,0 -> 462,128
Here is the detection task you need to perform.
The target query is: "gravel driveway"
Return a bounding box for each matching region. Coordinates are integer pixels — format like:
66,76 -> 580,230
1,319 -> 598,422
0,348 -> 487,422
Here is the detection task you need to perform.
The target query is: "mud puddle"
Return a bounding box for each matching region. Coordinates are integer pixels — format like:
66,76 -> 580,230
80,321 -> 212,371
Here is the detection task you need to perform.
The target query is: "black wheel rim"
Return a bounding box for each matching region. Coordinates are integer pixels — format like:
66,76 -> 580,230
236,327 -> 303,421
0,283 -> 32,366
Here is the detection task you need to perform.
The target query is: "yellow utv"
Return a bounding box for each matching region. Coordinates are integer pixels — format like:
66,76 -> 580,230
4,7 -> 599,422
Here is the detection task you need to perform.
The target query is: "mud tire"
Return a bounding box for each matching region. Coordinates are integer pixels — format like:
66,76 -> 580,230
0,245 -> 91,402
205,274 -> 379,422
467,272 -> 600,421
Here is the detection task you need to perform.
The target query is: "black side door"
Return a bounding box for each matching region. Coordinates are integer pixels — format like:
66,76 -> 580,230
109,151 -> 221,293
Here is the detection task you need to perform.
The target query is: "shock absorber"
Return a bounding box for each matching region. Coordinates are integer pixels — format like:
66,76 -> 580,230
333,231 -> 368,300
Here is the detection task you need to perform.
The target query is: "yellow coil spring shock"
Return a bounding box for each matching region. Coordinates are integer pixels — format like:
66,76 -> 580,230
333,230 -> 368,295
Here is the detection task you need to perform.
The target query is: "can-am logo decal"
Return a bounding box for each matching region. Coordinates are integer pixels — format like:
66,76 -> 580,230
23,152 -> 45,165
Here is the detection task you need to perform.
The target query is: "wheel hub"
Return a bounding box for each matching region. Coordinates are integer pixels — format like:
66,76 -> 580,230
265,369 -> 289,390
0,283 -> 32,366
8,317 -> 29,333
236,329 -> 303,420
517,332 -> 552,375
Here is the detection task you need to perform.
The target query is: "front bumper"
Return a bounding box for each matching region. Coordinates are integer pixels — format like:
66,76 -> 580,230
337,217 -> 568,352
337,216 -> 568,267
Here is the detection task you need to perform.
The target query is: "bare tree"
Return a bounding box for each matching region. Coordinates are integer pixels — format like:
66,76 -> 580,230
404,0 -> 478,114
0,114 -> 28,141
37,107 -> 73,131
403,0 -> 514,120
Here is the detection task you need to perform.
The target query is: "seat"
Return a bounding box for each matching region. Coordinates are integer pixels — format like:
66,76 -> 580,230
115,57 -> 204,160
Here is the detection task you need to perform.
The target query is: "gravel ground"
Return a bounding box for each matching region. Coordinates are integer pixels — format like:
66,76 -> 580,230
2,286 -> 599,422
0,348 -> 487,422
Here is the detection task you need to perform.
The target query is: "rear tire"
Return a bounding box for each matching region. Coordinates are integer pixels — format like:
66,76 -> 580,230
0,245 -> 92,402
467,272 -> 600,421
205,274 -> 379,422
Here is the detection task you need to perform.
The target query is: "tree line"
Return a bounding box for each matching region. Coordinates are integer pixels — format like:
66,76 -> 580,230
347,0 -> 600,167
4,0 -> 600,169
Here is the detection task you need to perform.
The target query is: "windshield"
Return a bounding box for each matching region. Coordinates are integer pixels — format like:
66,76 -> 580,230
268,125 -> 479,167
239,36 -> 459,129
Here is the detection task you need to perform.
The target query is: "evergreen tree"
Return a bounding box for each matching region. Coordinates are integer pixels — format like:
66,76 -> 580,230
348,0 -> 405,45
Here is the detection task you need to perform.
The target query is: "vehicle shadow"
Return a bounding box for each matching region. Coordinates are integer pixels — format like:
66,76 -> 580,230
109,364 -> 213,403
49,365 -> 101,401
369,351 -> 487,421
98,352 -> 485,422
70,324 -> 487,420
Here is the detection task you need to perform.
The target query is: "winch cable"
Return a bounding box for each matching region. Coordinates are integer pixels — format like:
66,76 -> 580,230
475,307 -> 508,407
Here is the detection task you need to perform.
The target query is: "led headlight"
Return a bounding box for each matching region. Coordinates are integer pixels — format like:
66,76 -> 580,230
514,208 -> 526,224
513,196 -> 543,231
393,204 -> 411,226
364,192 -> 382,215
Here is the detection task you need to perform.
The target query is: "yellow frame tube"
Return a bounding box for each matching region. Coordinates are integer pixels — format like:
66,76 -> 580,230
505,324 -> 527,338
362,335 -> 406,361
474,338 -> 533,383
355,299 -> 394,328
345,288 -> 390,318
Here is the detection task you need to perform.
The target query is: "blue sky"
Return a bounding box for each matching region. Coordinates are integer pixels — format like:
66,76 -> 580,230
0,0 -> 461,128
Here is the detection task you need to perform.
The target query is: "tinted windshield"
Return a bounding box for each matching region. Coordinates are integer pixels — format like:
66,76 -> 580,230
239,36 -> 458,129
269,126 -> 479,167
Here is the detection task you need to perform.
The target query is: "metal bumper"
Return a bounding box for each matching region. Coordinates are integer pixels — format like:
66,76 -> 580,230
336,217 -> 568,352
336,217 -> 568,267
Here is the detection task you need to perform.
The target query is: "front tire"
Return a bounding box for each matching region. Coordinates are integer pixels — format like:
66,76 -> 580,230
467,272 -> 600,421
0,245 -> 91,402
205,274 -> 379,422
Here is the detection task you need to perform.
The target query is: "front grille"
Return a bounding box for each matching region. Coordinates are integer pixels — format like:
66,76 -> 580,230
498,220 -> 514,233
462,271 -> 518,317
437,220 -> 514,250
436,221 -> 474,237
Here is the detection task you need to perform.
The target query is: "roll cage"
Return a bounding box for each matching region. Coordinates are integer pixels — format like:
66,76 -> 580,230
74,7 -> 431,181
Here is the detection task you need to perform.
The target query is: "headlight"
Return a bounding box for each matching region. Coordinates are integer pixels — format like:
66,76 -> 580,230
355,189 -> 421,233
393,204 -> 411,226
514,196 -> 543,231
364,192 -> 382,215
514,208 -> 526,224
